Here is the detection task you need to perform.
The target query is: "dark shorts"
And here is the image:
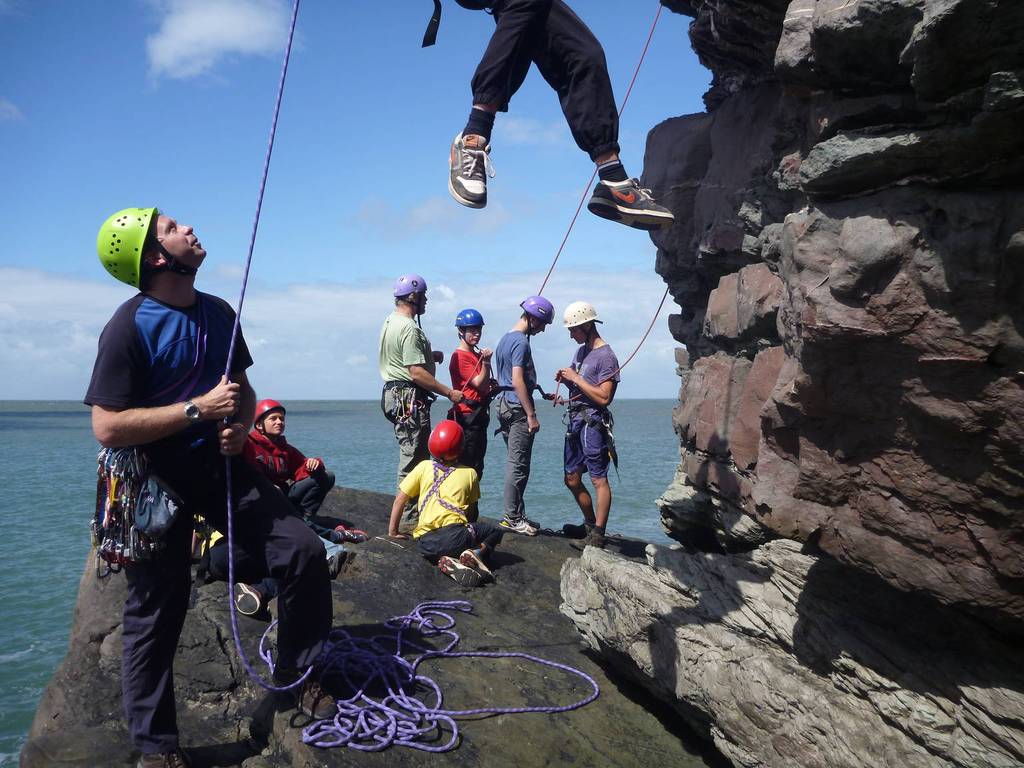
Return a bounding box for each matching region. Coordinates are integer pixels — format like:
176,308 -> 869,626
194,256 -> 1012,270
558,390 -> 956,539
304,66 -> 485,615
563,417 -> 609,478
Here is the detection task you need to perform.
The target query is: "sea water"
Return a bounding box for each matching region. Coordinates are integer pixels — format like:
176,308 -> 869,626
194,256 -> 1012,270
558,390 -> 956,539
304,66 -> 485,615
0,399 -> 680,763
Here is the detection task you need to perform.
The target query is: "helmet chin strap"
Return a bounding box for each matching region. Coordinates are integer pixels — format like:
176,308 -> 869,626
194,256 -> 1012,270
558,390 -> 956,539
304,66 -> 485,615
155,241 -> 199,278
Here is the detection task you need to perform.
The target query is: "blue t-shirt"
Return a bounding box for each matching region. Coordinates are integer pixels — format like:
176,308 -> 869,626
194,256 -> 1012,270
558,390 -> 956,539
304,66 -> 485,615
567,343 -> 619,419
85,292 -> 253,468
494,330 -> 535,406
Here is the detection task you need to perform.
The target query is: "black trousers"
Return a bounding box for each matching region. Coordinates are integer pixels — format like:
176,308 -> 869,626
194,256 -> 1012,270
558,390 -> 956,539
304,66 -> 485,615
122,457 -> 332,754
287,470 -> 336,518
417,520 -> 504,561
453,409 -> 489,479
470,0 -> 620,160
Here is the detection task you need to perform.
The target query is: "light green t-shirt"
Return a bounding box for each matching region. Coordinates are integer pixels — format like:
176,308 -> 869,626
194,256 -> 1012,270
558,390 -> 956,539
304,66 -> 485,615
379,311 -> 435,382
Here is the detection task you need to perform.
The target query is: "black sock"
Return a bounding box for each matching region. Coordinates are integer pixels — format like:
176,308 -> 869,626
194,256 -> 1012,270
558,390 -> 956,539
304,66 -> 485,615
463,108 -> 495,143
593,525 -> 606,535
597,160 -> 628,183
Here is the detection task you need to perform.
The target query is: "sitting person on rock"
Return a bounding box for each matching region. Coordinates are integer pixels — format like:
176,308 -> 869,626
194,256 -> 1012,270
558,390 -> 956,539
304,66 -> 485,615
196,523 -> 347,618
243,399 -> 338,535
387,420 -> 502,587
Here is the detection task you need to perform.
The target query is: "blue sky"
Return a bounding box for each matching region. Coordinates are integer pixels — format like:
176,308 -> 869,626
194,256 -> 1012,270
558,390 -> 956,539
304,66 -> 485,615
0,0 -> 709,399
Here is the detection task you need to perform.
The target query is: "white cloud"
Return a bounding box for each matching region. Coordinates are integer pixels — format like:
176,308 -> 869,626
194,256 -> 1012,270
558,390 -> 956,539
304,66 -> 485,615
354,196 -> 512,239
146,0 -> 291,80
0,98 -> 23,121
0,266 -> 682,400
493,116 -> 570,147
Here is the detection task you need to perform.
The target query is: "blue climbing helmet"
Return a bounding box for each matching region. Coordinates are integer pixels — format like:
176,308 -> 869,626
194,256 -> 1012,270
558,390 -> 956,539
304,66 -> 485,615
393,273 -> 428,297
520,295 -> 554,325
455,308 -> 485,328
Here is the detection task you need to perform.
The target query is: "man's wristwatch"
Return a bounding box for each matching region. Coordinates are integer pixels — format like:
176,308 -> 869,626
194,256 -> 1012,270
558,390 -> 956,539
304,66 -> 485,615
184,400 -> 201,422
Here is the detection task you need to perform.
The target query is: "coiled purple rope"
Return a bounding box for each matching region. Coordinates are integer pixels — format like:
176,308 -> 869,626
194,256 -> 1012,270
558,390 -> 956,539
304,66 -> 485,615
221,0 -> 305,693
252,600 -> 600,752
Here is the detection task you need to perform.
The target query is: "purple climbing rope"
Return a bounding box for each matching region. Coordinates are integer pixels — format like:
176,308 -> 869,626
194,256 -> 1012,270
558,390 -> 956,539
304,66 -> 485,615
253,600 -> 600,752
221,0 -> 306,693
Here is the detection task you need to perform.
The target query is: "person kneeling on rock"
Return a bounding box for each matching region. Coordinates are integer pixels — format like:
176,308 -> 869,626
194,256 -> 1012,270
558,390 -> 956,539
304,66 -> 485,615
388,420 -> 502,587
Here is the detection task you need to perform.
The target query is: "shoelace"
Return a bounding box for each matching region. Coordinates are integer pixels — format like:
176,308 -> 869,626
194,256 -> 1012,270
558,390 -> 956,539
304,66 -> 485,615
615,178 -> 655,200
459,142 -> 496,183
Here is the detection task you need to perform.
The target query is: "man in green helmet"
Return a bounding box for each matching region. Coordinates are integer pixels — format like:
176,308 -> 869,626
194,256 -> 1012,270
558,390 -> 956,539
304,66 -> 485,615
86,208 -> 334,768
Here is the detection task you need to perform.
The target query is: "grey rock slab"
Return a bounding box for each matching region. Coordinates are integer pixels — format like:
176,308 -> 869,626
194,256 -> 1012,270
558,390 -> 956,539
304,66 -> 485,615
24,487 -> 718,768
561,541 -> 1024,768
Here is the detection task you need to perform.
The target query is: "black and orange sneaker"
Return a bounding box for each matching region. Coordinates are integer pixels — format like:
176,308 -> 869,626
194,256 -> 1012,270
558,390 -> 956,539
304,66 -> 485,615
587,178 -> 674,231
448,133 -> 495,209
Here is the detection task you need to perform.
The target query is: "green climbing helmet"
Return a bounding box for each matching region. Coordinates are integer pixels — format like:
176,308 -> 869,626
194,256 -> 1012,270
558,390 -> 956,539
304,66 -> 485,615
96,207 -> 157,288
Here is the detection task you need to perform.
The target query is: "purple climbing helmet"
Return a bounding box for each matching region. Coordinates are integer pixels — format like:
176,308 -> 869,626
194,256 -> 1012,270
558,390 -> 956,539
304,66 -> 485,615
393,273 -> 428,297
520,295 -> 555,324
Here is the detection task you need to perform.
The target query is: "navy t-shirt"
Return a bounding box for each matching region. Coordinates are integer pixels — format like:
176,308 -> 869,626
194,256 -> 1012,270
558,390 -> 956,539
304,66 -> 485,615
85,292 -> 253,469
495,330 -> 535,406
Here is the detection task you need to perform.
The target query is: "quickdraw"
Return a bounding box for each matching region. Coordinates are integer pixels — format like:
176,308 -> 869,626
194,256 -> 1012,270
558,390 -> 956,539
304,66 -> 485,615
91,447 -> 161,574
394,385 -> 429,427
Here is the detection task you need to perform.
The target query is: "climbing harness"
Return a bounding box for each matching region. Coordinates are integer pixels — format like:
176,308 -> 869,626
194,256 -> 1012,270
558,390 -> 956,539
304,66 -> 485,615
420,460 -> 468,518
381,381 -> 432,426
421,0 -> 495,48
92,448 -> 157,573
563,407 -> 619,480
252,600 -> 600,752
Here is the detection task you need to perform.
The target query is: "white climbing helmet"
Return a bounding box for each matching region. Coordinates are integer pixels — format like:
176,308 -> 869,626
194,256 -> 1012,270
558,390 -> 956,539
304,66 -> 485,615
563,301 -> 602,328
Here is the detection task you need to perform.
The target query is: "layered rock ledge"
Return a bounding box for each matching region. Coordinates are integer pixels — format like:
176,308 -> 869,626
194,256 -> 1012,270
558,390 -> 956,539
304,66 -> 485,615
561,1 -> 1023,766
23,489 -> 718,768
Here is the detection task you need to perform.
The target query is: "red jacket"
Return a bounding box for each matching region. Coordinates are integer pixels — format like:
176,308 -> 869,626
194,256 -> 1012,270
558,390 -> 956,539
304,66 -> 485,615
242,430 -> 322,491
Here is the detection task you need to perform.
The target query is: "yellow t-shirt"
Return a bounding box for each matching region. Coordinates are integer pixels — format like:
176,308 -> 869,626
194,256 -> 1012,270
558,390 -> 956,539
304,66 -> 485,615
400,459 -> 480,539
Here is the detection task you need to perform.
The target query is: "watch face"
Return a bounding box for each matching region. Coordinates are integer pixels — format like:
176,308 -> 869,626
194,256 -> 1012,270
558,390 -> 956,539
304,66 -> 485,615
185,402 -> 200,420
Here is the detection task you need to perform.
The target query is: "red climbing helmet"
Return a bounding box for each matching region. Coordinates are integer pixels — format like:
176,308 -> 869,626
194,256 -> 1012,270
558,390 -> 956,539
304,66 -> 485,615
254,399 -> 285,424
428,419 -> 464,462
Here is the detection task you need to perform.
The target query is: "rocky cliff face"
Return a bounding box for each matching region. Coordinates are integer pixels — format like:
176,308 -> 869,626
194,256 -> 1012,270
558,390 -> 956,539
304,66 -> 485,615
562,1 -> 1024,765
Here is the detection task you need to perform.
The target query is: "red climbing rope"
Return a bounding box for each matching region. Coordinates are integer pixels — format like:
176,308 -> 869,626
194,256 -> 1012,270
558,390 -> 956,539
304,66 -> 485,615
537,1 -> 665,295
553,284 -> 671,405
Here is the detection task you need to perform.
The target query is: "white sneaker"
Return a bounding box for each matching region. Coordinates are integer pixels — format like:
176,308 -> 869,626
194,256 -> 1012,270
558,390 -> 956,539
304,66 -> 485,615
500,517 -> 538,536
448,133 -> 495,209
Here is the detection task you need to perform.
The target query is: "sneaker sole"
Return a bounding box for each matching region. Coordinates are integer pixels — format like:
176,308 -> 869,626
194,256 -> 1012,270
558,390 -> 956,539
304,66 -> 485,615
587,199 -> 674,230
439,556 -> 484,587
448,174 -> 487,209
459,550 -> 493,579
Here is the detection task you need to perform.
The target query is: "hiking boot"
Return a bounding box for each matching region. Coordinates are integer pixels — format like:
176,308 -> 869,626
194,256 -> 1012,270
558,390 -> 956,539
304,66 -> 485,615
449,133 -> 495,209
459,549 -> 493,580
296,676 -> 337,720
561,522 -> 593,540
438,555 -> 484,587
137,749 -> 191,768
500,516 -> 538,536
234,583 -> 263,616
587,178 -> 674,230
571,529 -> 606,551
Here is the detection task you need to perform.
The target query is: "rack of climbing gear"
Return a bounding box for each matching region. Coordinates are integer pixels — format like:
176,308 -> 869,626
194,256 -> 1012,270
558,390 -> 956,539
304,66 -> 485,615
250,600 -> 600,752
92,447 -> 156,573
